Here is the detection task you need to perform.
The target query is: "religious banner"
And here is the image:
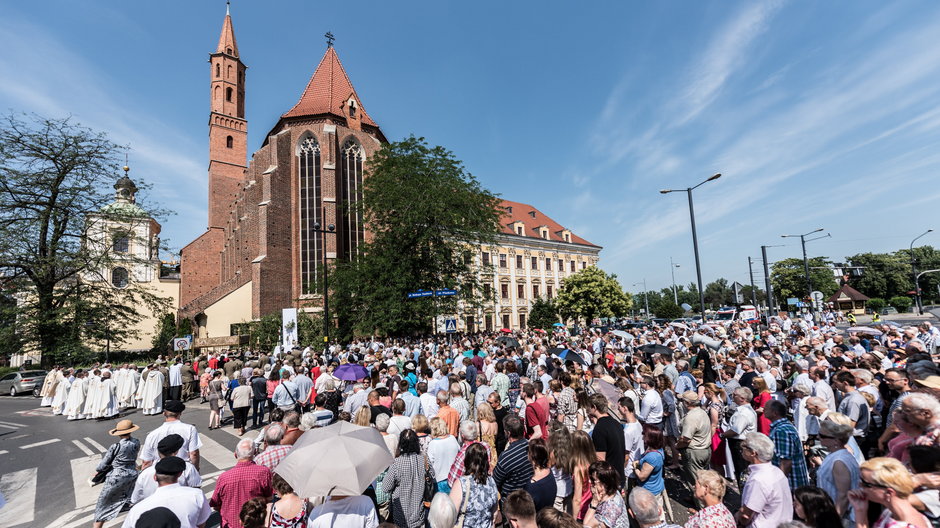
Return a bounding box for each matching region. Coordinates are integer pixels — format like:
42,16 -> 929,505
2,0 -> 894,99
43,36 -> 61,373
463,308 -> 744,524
282,308 -> 298,349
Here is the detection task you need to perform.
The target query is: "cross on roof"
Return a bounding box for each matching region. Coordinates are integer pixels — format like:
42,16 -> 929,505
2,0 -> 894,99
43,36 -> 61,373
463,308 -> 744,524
325,31 -> 335,48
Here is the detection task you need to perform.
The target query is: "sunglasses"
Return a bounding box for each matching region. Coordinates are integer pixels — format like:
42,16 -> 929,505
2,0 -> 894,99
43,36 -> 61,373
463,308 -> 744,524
861,480 -> 888,490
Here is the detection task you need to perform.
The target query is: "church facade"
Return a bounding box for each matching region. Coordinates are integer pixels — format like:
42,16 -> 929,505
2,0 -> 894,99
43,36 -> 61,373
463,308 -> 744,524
179,10 -> 385,347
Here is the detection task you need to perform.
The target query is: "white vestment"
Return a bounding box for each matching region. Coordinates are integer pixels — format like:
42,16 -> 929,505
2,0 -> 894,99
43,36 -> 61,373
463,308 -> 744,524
117,368 -> 139,408
83,375 -> 102,418
65,378 -> 87,420
51,375 -> 71,415
140,370 -> 164,415
39,370 -> 59,406
93,378 -> 118,418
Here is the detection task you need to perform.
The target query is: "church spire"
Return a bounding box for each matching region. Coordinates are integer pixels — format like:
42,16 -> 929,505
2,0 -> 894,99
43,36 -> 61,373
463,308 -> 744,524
216,3 -> 239,58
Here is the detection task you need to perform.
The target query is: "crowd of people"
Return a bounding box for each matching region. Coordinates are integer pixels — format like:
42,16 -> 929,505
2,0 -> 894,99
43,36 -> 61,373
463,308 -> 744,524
36,311 -> 940,528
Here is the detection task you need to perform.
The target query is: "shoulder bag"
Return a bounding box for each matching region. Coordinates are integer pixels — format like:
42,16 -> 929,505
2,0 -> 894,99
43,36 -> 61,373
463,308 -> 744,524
422,456 -> 437,507
455,476 -> 471,528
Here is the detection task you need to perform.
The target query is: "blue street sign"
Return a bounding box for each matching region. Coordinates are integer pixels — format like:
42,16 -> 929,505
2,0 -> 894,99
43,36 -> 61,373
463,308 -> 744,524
407,290 -> 433,299
435,289 -> 457,297
444,318 -> 457,333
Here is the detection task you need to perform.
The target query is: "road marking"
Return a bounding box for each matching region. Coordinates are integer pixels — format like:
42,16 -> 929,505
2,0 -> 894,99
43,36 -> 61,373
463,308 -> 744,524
0,419 -> 27,427
0,467 -> 38,526
0,450 -> 8,455
197,431 -> 235,471
0,423 -> 18,430
83,436 -> 106,452
72,439 -> 95,457
69,454 -> 103,510
19,438 -> 60,449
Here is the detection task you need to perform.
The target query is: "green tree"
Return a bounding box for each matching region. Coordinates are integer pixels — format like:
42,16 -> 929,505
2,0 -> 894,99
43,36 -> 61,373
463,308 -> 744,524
151,312 -> 177,354
867,298 -> 886,313
889,296 -> 913,313
296,311 -> 323,347
0,114 -> 170,366
770,257 -> 838,302
845,252 -> 911,300
247,312 -> 282,351
654,301 -> 684,319
331,136 -> 502,338
528,296 -> 559,330
555,266 -> 632,324
703,278 -> 733,308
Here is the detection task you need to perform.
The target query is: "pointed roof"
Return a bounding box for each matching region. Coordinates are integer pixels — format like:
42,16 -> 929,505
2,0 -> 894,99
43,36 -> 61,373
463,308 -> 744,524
498,199 -> 600,248
281,47 -> 377,127
216,10 -> 239,58
828,284 -> 870,303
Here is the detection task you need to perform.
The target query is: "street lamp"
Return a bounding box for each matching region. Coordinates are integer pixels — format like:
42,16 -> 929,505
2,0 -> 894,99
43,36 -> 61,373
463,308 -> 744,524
660,173 -> 721,319
781,228 -> 827,303
670,257 -> 680,305
760,244 -> 784,319
910,229 -> 933,314
633,279 -> 649,319
313,222 -> 336,347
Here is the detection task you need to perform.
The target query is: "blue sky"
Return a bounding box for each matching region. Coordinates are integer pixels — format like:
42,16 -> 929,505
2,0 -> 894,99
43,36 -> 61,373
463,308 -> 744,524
1,1 -> 939,296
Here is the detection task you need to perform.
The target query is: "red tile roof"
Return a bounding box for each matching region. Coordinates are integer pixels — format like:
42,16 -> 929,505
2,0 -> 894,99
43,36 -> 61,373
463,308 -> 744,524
216,14 -> 239,58
497,199 -> 599,248
281,47 -> 378,127
828,284 -> 870,302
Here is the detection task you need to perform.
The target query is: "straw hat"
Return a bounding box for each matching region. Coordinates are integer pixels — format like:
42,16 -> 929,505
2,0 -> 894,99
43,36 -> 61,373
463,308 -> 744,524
109,419 -> 140,436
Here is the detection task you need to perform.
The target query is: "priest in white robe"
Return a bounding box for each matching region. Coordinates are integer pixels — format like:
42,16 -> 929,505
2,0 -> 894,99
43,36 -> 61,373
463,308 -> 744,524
94,371 -> 119,419
118,365 -> 139,408
83,371 -> 102,419
65,371 -> 87,420
134,366 -> 150,407
51,369 -> 72,415
140,367 -> 164,415
39,368 -> 60,406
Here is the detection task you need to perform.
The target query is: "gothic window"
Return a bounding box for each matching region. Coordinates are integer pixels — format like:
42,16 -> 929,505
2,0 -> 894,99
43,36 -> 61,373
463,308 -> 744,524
111,267 -> 129,288
299,136 -> 322,295
226,136 -> 233,148
227,65 -> 233,79
112,234 -> 129,253
340,140 -> 364,259
348,99 -> 357,118
226,87 -> 233,102
216,64 -> 220,77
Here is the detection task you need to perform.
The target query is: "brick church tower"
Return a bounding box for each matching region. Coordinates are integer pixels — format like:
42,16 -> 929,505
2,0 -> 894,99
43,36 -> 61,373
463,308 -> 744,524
179,6 -> 385,343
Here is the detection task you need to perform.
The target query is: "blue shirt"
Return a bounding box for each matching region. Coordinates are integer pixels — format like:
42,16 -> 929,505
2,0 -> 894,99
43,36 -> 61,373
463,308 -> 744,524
638,449 -> 664,495
272,380 -> 300,408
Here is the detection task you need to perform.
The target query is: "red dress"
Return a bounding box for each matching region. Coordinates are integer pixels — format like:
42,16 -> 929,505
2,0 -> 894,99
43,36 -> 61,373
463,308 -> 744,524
754,392 -> 772,434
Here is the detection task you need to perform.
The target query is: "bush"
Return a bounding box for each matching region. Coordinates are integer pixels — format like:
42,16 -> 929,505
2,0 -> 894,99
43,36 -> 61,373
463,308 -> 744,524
867,298 -> 886,313
654,301 -> 685,320
889,296 -> 913,313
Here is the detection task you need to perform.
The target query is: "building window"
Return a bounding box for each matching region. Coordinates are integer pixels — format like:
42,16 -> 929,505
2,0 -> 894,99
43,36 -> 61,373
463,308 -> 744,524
516,225 -> 523,235
532,284 -> 539,298
530,256 -> 537,270
547,285 -> 553,298
519,314 -> 526,329
558,259 -> 563,270
484,283 -> 492,298
348,99 -> 357,118
112,235 -> 129,253
485,315 -> 493,332
215,63 -> 220,77
499,254 -> 507,268
517,284 -> 525,299
482,252 -> 490,266
516,255 -> 523,269
545,258 -> 551,271
501,284 -> 509,299
581,261 -> 587,269
341,140 -> 364,259
570,260 -> 575,272
502,314 -> 511,329
226,135 -> 233,148
226,87 -> 233,102
111,267 -> 129,288
299,136 -> 322,294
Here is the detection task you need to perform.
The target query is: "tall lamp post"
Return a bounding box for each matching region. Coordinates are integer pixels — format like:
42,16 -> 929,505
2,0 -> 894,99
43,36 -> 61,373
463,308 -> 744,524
633,280 -> 649,319
781,229 -> 829,312
910,229 -> 933,314
313,222 -> 336,346
661,173 -> 721,321
760,244 -> 784,319
670,257 -> 680,305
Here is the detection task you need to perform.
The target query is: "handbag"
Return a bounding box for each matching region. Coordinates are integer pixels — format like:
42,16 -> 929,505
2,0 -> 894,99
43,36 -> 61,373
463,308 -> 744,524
90,464 -> 112,485
280,383 -> 304,414
455,477 -> 470,528
422,456 -> 437,506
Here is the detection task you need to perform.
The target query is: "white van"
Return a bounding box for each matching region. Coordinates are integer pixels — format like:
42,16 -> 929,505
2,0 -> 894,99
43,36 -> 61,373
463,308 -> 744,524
715,305 -> 761,325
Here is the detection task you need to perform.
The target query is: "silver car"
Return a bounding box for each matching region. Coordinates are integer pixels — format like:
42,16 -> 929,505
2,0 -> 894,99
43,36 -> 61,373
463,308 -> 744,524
0,370 -> 47,396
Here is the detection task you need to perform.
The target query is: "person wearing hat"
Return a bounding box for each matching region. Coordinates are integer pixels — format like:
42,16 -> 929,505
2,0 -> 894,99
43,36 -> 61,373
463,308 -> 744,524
676,391 -> 711,493
131,434 -> 202,505
140,400 -> 202,472
93,419 -> 141,528
122,456 -> 211,528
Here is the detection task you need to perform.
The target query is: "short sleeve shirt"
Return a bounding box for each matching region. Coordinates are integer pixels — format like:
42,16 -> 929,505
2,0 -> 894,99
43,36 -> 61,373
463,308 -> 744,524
141,421 -> 202,463
680,407 -> 712,450
838,391 -> 870,437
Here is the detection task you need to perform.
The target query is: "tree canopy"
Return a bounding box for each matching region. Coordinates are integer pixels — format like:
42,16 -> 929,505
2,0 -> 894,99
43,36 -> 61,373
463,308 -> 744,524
555,266 -> 632,324
770,256 -> 839,303
846,247 -> 940,303
528,296 -> 559,331
331,136 -> 502,338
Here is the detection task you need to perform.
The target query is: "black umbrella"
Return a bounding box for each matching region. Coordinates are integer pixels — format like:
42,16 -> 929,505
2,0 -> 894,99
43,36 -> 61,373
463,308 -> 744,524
548,347 -> 587,365
638,343 -> 673,362
495,336 -> 520,348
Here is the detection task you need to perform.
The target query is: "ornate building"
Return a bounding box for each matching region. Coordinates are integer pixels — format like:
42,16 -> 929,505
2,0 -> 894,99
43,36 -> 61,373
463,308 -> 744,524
178,8 -> 385,347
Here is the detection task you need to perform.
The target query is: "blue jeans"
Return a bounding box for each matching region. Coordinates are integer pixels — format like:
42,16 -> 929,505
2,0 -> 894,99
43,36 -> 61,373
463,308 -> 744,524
251,398 -> 266,428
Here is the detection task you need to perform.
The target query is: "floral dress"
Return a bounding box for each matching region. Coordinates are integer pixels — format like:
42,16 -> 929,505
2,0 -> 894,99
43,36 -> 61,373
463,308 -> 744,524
508,373 -> 521,409
456,475 -> 499,528
270,499 -> 310,528
594,492 -> 630,528
684,503 -> 735,528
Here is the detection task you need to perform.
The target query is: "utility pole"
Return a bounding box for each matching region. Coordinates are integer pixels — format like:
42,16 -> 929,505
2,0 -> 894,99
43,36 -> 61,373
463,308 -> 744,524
910,229 -> 933,315
762,245 -> 775,319
748,257 -> 758,308
670,257 -> 680,305
782,229 -> 829,316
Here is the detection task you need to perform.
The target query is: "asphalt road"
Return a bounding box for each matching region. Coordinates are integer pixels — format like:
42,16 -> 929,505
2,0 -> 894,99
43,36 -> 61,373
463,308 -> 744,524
0,394 -> 242,528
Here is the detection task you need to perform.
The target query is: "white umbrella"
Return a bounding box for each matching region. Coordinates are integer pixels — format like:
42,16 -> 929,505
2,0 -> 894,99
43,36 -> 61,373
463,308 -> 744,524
610,330 -> 633,343
274,421 -> 394,497
844,326 -> 883,337
669,322 -> 688,330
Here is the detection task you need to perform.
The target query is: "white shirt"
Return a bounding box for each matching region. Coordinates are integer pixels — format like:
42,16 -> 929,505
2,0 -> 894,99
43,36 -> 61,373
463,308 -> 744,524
419,393 -> 439,419
307,495 -> 379,528
131,460 -> 202,504
639,390 -> 663,424
122,483 -> 211,528
169,364 -> 183,386
729,403 -> 757,437
623,421 -> 645,478
812,380 -> 837,411
141,420 -> 203,463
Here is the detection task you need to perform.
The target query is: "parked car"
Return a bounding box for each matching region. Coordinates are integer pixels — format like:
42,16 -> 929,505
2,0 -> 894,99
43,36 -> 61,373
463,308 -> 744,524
881,306 -> 899,315
0,370 -> 47,396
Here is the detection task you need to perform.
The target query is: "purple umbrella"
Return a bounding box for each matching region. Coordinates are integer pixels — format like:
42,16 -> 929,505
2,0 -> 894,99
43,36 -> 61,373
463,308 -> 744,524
334,363 -> 369,381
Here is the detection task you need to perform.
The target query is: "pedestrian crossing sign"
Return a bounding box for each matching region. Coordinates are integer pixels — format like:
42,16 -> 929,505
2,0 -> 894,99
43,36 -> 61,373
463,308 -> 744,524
444,318 -> 457,333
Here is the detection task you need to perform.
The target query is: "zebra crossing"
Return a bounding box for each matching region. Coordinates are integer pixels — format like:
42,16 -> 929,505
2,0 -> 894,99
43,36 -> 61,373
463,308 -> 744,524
0,418 -> 244,528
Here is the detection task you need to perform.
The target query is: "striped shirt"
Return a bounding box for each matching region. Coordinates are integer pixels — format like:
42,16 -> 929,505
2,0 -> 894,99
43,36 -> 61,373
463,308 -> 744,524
493,439 -> 533,496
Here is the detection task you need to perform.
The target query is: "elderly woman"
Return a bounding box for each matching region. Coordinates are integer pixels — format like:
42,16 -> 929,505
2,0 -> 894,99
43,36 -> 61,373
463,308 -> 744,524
816,420 -> 860,524
93,420 -> 141,528
427,417 -> 460,493
848,457 -> 930,528
684,469 -> 735,528
902,393 -> 940,448
383,430 -> 429,528
735,432 -> 793,528
583,461 -> 629,528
